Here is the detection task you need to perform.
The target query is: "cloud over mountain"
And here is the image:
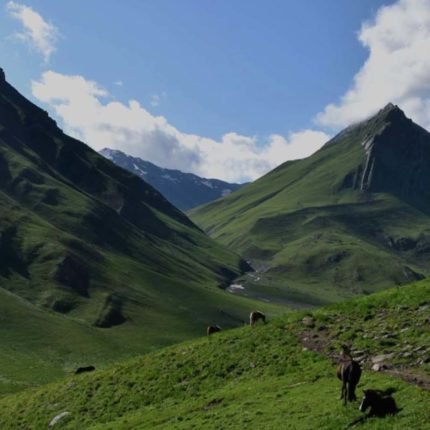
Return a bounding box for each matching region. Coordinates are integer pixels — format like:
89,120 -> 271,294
32,71 -> 328,182
317,0 -> 430,130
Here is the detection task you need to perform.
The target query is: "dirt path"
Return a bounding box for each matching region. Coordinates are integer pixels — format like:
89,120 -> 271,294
298,327 -> 430,391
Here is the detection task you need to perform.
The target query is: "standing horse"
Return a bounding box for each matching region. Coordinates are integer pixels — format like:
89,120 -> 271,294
249,311 -> 266,326
359,389 -> 399,416
207,325 -> 221,336
337,345 -> 362,405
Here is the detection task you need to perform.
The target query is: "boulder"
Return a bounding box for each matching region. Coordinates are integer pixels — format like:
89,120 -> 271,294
371,363 -> 387,372
371,353 -> 394,364
301,316 -> 315,328
49,412 -> 70,427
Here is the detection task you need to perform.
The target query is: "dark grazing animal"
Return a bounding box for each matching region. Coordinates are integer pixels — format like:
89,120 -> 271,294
75,365 -> 96,374
359,389 -> 399,417
337,346 -> 362,405
249,310 -> 266,326
207,325 -> 221,336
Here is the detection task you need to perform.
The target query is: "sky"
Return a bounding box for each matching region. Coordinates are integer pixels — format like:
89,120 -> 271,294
2,0 -> 430,182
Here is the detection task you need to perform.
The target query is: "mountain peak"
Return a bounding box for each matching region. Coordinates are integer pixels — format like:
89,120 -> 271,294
381,102 -> 397,112
0,68 -> 5,82
375,102 -> 406,122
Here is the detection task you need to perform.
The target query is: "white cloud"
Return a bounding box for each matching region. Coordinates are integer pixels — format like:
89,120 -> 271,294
31,71 -> 329,182
6,1 -> 59,62
114,80 -> 123,87
317,0 -> 430,130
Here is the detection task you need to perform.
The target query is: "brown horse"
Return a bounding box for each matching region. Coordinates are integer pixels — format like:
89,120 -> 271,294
337,345 -> 362,405
207,325 -> 221,336
249,311 -> 266,326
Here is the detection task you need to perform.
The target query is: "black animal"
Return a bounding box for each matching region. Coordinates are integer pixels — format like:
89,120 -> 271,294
207,325 -> 221,336
336,346 -> 362,404
75,365 -> 96,374
249,310 -> 266,326
359,389 -> 399,417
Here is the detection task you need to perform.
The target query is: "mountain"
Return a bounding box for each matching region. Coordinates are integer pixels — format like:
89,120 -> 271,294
99,148 -> 245,210
0,67 -> 280,388
190,104 -> 430,306
2,278 -> 430,429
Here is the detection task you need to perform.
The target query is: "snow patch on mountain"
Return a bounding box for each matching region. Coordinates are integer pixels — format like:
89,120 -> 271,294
132,163 -> 147,175
100,148 -> 245,210
201,180 -> 214,189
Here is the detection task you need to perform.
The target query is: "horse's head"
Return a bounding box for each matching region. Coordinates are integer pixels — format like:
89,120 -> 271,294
359,390 -> 377,412
340,344 -> 352,360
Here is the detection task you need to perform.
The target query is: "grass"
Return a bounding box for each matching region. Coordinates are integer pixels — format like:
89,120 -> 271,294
1,279 -> 429,429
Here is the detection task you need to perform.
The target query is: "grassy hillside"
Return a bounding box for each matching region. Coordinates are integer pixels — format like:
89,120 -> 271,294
1,279 -> 429,429
0,67 -> 284,390
190,104 -> 430,306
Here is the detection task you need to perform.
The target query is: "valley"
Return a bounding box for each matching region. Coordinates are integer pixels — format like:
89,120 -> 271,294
0,67 -> 281,394
190,104 -> 430,307
2,1 -> 430,428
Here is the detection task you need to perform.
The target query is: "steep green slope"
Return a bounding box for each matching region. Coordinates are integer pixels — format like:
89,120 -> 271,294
190,104 -> 430,306
1,280 -> 429,429
0,67 -> 282,390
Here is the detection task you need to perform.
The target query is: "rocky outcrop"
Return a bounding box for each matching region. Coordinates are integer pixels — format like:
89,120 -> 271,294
337,104 -> 430,211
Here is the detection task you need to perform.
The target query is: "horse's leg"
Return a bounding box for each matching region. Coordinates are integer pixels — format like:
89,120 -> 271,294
344,382 -> 348,405
340,382 -> 346,402
349,383 -> 356,401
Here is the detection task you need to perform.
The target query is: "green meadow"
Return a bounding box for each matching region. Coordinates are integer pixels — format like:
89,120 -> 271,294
1,279 -> 429,429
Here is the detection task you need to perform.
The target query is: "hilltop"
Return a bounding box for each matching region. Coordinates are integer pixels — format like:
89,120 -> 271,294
190,104 -> 430,306
0,67 -> 279,392
0,279 -> 429,429
100,148 -> 244,211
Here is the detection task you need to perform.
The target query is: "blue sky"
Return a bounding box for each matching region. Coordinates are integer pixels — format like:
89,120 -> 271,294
2,0 -> 430,182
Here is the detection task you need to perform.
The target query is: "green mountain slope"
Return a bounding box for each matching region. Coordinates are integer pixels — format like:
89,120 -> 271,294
0,67 -> 281,390
190,104 -> 430,306
1,279 -> 429,429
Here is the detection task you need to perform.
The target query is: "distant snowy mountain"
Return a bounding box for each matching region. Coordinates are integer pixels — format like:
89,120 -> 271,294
100,148 -> 245,210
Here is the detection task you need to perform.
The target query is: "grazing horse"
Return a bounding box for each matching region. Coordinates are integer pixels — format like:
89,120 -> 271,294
337,346 -> 361,405
359,389 -> 399,417
249,310 -> 266,326
207,325 -> 221,336
75,365 -> 96,374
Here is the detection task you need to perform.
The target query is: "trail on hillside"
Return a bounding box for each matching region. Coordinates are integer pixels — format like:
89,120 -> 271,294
297,317 -> 430,391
